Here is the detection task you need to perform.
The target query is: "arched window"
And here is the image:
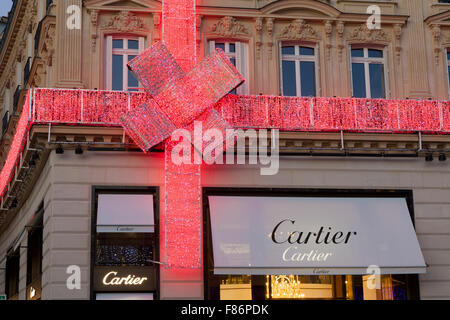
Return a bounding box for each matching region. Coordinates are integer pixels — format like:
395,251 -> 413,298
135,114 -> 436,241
280,43 -> 319,97
350,46 -> 387,99
105,36 -> 145,91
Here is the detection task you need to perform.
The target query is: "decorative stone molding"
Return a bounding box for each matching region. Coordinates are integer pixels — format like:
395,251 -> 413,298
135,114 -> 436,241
347,24 -> 390,43
265,18 -> 274,60
33,61 -> 46,87
393,23 -> 403,64
324,20 -> 333,61
196,15 -> 203,54
210,16 -> 249,38
336,21 -> 344,62
42,24 -> 56,67
278,19 -> 319,41
431,24 -> 442,65
101,11 -> 147,32
153,13 -> 161,42
89,9 -> 99,52
255,17 -> 263,59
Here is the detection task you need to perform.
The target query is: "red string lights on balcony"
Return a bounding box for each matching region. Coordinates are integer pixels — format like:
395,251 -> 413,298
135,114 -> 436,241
31,88 -> 450,133
0,92 -> 32,199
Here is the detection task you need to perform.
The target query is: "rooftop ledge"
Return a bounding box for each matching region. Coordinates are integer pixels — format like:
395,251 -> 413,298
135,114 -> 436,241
0,88 -> 449,227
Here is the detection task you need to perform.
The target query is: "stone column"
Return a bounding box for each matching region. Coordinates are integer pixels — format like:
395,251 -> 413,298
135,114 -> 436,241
55,0 -> 83,88
403,0 -> 432,98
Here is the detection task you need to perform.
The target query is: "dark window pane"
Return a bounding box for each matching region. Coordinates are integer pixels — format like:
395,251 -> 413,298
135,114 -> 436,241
229,57 -> 237,94
229,43 -> 236,53
448,66 -> 450,86
113,39 -> 123,49
282,46 -> 295,55
215,43 -> 225,51
112,54 -> 123,91
352,63 -> 366,98
369,63 -> 385,98
128,55 -> 139,88
447,51 -> 450,61
96,233 -> 155,267
300,61 -> 316,97
282,60 -> 297,96
368,49 -> 383,58
299,47 -> 314,56
128,40 -> 139,50
351,48 -> 364,57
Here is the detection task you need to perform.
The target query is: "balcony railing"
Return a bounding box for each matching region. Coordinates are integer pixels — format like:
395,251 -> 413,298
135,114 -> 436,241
2,111 -> 9,135
0,88 -> 449,210
30,88 -> 450,133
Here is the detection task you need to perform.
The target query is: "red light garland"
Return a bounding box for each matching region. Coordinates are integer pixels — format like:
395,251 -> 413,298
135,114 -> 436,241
0,92 -> 31,199
31,89 -> 450,133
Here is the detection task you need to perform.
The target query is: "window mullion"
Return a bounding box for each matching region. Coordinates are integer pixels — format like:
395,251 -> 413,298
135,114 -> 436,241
123,54 -> 128,91
364,61 -> 371,98
296,59 -> 301,97
106,36 -> 113,90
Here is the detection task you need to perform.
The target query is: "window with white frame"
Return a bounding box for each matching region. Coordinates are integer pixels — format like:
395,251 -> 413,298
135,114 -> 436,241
280,44 -> 319,97
208,40 -> 249,95
350,47 -> 387,99
105,36 -> 145,91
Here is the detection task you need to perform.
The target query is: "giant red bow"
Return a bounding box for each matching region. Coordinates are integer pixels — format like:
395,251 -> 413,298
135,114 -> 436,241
121,41 -> 245,154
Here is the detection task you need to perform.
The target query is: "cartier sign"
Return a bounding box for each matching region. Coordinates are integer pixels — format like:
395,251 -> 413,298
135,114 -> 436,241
208,196 -> 426,275
93,266 -> 155,292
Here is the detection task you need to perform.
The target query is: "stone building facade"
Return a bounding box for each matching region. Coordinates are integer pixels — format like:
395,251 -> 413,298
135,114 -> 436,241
0,0 -> 449,300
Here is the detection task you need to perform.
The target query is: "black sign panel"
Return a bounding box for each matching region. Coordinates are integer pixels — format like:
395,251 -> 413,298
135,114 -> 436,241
93,266 -> 156,292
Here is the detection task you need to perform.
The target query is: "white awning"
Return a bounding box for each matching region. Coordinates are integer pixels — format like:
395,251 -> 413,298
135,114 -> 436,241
208,196 -> 426,275
97,194 -> 154,233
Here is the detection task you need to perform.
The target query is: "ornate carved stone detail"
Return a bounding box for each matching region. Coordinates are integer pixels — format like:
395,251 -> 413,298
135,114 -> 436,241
348,24 -> 390,43
278,19 -> 319,41
324,20 -> 333,61
42,24 -> 56,66
101,11 -> 146,32
393,24 -> 403,64
153,13 -> 161,43
431,24 -> 442,65
210,16 -> 249,37
255,17 -> 263,59
196,15 -> 203,55
265,18 -> 274,60
89,9 -> 99,52
33,61 -> 46,87
336,21 -> 345,62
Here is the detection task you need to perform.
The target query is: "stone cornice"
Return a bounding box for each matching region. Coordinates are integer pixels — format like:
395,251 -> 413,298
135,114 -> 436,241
0,0 -> 28,87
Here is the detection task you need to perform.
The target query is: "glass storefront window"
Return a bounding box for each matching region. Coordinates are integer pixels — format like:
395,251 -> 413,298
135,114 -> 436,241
95,233 -> 155,267
206,274 -> 412,300
92,189 -> 158,300
204,189 -> 422,301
